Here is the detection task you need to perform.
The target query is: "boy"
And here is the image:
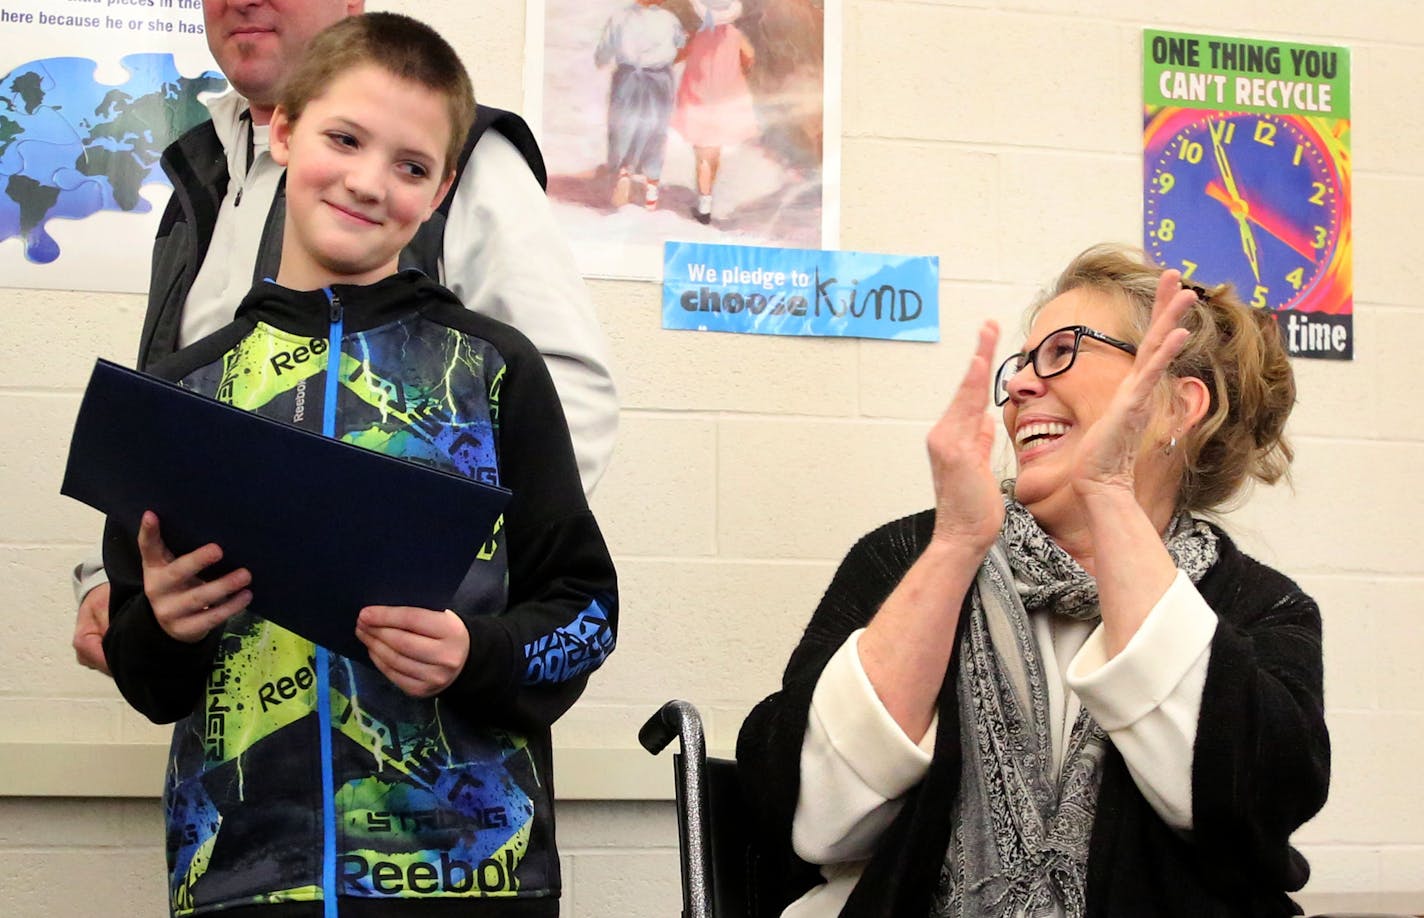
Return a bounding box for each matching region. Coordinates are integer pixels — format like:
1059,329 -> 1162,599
102,14 -> 617,918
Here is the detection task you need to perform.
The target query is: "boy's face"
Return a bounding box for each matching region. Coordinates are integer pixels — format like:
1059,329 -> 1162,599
269,64 -> 455,291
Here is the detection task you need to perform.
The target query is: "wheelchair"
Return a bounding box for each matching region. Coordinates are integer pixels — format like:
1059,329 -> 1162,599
640,700 -> 1411,918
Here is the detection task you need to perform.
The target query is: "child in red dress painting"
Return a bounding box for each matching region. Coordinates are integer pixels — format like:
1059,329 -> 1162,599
670,0 -> 758,224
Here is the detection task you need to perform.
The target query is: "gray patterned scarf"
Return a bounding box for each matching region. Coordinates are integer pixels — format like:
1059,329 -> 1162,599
930,497 -> 1219,918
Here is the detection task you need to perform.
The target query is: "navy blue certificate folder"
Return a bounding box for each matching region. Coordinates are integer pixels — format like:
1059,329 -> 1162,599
60,358 -> 511,664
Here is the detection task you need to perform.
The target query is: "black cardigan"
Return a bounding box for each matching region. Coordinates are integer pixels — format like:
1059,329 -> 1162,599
736,510 -> 1329,918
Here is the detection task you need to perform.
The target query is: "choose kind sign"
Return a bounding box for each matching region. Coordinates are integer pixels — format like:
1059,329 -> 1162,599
662,241 -> 939,342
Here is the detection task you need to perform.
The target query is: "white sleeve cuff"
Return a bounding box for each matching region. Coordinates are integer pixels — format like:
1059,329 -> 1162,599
810,630 -> 936,800
1066,570 -> 1217,731
72,550 -> 108,606
792,632 -> 937,862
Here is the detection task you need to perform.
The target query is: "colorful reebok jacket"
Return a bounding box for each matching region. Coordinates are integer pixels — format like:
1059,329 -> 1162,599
103,271 -> 618,918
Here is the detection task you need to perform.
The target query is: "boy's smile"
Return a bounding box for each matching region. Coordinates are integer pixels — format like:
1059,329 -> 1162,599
269,63 -> 454,291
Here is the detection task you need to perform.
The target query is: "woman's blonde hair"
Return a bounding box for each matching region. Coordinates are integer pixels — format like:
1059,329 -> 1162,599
1031,243 -> 1296,513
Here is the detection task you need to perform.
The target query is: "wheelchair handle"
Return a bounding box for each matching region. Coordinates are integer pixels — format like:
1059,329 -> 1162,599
639,699 -> 705,756
641,700 -> 713,918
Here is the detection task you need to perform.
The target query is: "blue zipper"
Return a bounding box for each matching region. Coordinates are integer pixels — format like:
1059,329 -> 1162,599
317,288 -> 343,917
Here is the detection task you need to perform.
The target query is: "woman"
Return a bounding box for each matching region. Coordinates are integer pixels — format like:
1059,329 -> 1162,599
736,244 -> 1328,918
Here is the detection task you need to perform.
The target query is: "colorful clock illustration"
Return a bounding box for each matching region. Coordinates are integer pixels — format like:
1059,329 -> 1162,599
1144,110 -> 1349,315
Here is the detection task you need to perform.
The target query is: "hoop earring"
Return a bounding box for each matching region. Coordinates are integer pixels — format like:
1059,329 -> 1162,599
1164,435 -> 1177,456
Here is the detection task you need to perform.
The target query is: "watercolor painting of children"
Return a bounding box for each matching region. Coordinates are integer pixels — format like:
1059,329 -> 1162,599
528,0 -> 840,279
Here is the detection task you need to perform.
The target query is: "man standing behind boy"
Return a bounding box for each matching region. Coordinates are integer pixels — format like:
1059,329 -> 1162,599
72,0 -> 616,674
102,14 -> 617,915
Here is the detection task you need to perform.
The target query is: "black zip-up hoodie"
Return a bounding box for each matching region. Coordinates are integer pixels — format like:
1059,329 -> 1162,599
105,271 -> 616,918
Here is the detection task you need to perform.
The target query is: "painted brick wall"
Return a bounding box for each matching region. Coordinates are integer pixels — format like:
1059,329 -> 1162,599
1,0 -> 1420,914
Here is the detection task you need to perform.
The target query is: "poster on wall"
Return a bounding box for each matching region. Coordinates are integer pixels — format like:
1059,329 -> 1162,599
1143,29 -> 1351,360
525,0 -> 841,280
0,0 -> 222,294
662,241 -> 938,341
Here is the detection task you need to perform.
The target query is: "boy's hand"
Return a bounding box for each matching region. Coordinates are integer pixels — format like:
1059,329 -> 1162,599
138,511 -> 252,643
356,606 -> 470,698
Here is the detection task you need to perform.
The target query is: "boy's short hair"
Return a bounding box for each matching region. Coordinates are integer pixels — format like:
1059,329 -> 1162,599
279,12 -> 476,175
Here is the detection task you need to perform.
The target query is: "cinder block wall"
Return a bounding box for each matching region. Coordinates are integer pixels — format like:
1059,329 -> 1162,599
1,1 -> 1419,915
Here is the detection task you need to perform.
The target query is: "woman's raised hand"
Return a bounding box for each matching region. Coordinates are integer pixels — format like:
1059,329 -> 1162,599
1072,270 -> 1197,498
927,321 -> 1005,553
860,321 -> 1003,740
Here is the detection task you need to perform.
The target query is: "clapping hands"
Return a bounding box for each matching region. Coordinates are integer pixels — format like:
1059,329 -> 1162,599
1071,270 -> 1199,500
926,321 -> 1005,554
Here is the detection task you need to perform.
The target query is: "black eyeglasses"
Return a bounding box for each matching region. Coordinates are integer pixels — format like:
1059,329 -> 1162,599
993,325 -> 1137,406
1181,281 -> 1210,302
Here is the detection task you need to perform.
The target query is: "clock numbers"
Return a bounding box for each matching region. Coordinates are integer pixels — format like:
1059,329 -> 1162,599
1145,112 -> 1339,315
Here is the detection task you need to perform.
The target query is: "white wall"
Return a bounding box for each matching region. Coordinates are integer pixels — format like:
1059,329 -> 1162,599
1,0 -> 1420,915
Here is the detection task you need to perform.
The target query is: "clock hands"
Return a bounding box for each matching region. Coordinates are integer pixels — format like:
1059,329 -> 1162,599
1208,120 -> 1262,283
1203,180 -> 1318,261
1151,114 -> 1338,317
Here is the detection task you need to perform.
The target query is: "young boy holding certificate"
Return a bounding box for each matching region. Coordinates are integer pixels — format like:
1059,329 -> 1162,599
102,14 -> 617,917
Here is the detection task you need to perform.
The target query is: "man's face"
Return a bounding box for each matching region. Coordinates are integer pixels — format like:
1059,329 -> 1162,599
203,0 -> 364,112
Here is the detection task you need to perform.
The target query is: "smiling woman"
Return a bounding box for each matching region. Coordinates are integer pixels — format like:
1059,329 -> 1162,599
736,243 -> 1326,918
1028,244 -> 1296,516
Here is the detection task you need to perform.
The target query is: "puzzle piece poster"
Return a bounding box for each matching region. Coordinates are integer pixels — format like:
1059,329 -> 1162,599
0,0 -> 222,293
